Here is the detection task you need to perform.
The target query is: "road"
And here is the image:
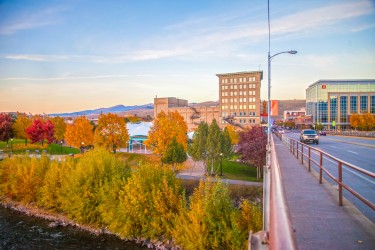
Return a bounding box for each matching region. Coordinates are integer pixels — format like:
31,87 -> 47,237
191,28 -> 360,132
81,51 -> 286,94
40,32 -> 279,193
281,131 -> 375,222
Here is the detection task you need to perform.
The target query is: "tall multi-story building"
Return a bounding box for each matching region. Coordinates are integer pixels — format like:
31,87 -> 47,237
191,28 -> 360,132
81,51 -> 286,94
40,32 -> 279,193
306,80 -> 375,129
154,70 -> 263,131
217,71 -> 263,127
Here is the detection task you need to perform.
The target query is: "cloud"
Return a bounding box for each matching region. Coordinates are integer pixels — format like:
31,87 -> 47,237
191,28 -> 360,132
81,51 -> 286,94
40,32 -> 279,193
0,6 -> 68,35
0,74 -> 130,81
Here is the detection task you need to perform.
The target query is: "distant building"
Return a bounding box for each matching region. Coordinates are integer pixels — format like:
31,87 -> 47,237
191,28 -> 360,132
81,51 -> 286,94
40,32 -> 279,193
154,71 -> 263,131
154,97 -> 220,131
306,80 -> 375,130
283,108 -> 306,121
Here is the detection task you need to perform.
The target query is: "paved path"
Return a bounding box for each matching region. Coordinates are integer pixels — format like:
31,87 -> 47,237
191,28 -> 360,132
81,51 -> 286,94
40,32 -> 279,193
273,134 -> 375,249
176,156 -> 262,186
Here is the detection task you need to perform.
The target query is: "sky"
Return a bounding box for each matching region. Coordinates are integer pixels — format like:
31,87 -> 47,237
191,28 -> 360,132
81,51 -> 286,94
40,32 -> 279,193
0,0 -> 374,114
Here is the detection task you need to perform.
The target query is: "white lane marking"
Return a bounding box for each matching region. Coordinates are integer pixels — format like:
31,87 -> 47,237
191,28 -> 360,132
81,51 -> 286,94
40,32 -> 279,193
347,150 -> 358,155
330,146 -> 337,148
309,150 -> 375,185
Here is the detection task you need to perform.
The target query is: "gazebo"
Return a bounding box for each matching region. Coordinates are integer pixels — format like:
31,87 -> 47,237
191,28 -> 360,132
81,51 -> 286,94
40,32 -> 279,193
126,122 -> 153,153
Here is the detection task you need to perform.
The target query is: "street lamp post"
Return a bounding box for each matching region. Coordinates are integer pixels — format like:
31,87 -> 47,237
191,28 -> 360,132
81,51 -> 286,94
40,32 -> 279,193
10,138 -> 13,155
264,49 -> 297,232
219,153 -> 223,176
60,140 -> 63,154
81,142 -> 84,154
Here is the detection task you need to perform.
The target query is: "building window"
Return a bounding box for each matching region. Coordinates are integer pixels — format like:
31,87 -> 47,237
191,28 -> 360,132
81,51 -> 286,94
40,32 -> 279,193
371,96 -> 375,114
230,79 -> 233,83
234,85 -> 237,90
244,112 -> 246,116
350,96 -> 358,114
234,112 -> 237,116
360,96 -> 368,113
240,112 -> 242,116
240,78 -> 242,83
330,95 -> 338,123
340,96 -> 348,123
240,119 -> 242,123
234,78 -> 237,83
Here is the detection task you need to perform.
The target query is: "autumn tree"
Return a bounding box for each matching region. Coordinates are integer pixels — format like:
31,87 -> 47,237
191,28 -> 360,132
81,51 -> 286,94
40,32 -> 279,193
125,115 -> 141,123
315,123 -> 324,131
51,116 -> 67,141
94,113 -> 129,153
64,116 -> 94,148
13,112 -> 32,145
360,113 -> 375,131
26,118 -> 55,145
162,137 -> 187,167
225,125 -> 239,144
0,113 -> 13,144
237,126 -> 267,179
350,114 -> 361,130
146,110 -> 188,157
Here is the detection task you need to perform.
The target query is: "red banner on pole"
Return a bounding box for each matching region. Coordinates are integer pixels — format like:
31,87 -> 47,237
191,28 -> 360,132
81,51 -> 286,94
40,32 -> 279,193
271,100 -> 278,116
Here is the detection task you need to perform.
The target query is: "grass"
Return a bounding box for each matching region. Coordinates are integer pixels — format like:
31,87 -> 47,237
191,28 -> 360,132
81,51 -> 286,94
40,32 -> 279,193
0,139 -> 79,155
221,159 -> 262,182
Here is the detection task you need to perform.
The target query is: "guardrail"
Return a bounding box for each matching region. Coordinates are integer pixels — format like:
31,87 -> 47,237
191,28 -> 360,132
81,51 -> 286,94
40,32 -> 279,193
277,134 -> 375,210
249,135 -> 297,250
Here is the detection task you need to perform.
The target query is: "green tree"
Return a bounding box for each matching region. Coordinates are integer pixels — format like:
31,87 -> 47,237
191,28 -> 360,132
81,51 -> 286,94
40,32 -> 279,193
189,120 -> 231,175
162,137 -> 187,168
188,122 -> 209,162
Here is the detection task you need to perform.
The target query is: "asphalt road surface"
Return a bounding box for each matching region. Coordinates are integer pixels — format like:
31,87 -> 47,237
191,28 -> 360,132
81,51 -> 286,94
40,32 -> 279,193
281,131 -> 375,222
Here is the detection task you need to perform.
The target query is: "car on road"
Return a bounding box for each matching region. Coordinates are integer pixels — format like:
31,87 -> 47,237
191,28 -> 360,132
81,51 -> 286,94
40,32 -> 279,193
319,131 -> 327,136
300,129 -> 319,144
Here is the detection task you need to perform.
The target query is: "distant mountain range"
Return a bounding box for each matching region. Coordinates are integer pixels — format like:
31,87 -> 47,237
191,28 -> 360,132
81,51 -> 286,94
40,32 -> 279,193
50,104 -> 154,117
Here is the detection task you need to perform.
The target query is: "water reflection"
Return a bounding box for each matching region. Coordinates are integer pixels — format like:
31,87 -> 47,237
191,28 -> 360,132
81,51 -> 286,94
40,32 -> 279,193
0,205 -> 146,249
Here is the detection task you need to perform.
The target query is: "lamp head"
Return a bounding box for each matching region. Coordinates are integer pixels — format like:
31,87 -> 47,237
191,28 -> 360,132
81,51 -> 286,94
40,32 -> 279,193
289,50 -> 297,54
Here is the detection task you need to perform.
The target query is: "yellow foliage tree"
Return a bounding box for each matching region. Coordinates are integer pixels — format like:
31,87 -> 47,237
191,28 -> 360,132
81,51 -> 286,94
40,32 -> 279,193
350,113 -> 361,130
146,110 -> 187,156
94,113 -> 129,152
51,116 -> 67,141
225,125 -> 239,144
64,116 -> 94,148
13,112 -> 32,145
361,113 -> 375,131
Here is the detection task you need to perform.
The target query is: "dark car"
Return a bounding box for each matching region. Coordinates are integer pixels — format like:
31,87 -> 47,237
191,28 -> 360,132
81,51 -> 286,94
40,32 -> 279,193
300,129 -> 319,144
319,131 -> 327,136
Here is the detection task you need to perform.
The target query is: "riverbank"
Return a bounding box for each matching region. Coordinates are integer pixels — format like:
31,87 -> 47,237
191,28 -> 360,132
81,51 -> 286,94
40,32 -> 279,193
0,198 -> 174,249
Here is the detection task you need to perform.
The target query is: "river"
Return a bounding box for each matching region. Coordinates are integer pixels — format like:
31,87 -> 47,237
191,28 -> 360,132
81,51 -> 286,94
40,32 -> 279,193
0,205 -> 147,249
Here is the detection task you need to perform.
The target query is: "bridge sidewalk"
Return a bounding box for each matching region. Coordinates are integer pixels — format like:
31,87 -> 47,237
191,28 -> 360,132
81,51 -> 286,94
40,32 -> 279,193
272,135 -> 375,250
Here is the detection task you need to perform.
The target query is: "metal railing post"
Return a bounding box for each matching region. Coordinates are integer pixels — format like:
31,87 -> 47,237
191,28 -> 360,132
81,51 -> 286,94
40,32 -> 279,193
338,162 -> 343,206
308,147 -> 311,171
301,144 -> 304,164
296,142 -> 299,160
319,152 -> 323,184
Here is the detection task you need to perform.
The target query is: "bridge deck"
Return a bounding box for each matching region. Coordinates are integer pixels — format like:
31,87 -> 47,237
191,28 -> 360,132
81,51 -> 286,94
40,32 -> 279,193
273,134 -> 375,249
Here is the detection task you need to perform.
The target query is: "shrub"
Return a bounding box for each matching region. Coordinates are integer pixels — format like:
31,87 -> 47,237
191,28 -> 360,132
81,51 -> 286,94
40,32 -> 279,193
112,163 -> 185,241
60,148 -> 131,226
173,179 -> 245,250
0,155 -> 50,204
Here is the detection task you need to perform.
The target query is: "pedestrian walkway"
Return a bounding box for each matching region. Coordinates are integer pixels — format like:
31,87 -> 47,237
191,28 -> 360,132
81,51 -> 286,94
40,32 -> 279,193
273,134 -> 375,249
176,156 -> 262,186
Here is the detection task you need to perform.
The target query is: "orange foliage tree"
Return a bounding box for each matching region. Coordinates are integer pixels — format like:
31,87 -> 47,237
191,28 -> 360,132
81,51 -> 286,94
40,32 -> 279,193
350,113 -> 361,130
64,116 -> 94,148
94,113 -> 129,153
13,112 -> 32,145
51,116 -> 67,141
146,110 -> 187,156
